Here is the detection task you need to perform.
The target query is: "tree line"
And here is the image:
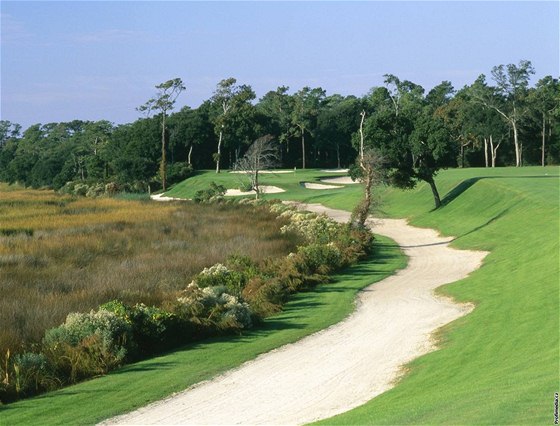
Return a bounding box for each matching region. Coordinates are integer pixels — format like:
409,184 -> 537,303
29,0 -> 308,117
0,60 -> 558,195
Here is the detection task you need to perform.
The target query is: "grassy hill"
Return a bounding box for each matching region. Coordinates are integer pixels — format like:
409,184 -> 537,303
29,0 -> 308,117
316,166 -> 559,425
169,166 -> 559,423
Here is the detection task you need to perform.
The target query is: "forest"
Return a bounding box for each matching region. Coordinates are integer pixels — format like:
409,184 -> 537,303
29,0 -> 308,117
1,60 -> 558,194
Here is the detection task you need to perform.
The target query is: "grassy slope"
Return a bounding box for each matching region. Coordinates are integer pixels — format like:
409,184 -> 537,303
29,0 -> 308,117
0,238 -> 405,425
3,167 -> 557,424
168,167 -> 559,423
314,166 -> 559,425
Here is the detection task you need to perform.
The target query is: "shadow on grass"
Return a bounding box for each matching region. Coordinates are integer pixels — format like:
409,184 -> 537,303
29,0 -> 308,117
441,175 -> 559,207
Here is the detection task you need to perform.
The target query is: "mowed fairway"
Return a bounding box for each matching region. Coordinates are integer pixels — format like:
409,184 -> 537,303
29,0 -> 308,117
167,166 -> 559,424
1,167 -> 557,425
315,166 -> 559,425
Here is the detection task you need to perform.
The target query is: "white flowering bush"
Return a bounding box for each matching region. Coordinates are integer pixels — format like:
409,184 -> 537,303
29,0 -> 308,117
280,212 -> 340,245
176,283 -> 252,331
192,263 -> 246,297
43,309 -> 132,381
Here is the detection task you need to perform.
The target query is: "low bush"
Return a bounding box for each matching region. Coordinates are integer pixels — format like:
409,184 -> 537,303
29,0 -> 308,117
42,310 -> 132,382
100,301 -> 182,357
193,182 -> 226,203
176,284 -> 252,332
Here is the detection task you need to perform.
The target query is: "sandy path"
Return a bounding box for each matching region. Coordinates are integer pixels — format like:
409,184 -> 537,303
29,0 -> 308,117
104,204 -> 487,426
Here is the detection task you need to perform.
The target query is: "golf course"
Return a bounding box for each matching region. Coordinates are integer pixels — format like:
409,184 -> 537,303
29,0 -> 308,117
1,166 -> 557,425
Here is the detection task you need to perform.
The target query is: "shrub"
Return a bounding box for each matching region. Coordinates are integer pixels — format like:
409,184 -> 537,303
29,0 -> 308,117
11,352 -> 58,397
167,163 -> 193,185
295,243 -> 344,276
280,210 -> 341,245
193,182 -> 226,203
192,262 -> 251,298
99,300 -> 181,356
241,276 -> 287,318
176,284 -> 252,332
43,310 -> 132,382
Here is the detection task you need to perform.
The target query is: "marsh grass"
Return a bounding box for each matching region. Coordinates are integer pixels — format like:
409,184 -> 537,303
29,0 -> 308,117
0,185 -> 299,354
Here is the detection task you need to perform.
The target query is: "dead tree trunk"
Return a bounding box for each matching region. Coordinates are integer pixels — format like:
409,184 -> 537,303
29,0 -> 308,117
187,145 -> 193,166
484,137 -> 489,168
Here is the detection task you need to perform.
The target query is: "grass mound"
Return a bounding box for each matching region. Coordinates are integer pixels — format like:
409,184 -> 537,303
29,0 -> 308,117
316,166 -> 559,425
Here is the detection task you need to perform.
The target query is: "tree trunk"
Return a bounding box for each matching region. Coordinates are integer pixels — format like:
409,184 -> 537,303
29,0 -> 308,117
301,128 -> 306,169
512,121 -> 521,167
336,143 -> 341,169
484,137 -> 489,168
359,110 -> 366,161
187,145 -> 193,166
460,142 -> 465,168
490,135 -> 501,168
161,113 -> 167,191
426,176 -> 441,209
542,112 -> 546,167
216,128 -> 223,173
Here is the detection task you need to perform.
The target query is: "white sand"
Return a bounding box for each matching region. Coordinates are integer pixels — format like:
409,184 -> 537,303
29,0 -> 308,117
225,185 -> 285,196
320,169 -> 349,173
229,170 -> 295,174
301,182 -> 342,190
104,204 -> 487,426
320,176 -> 359,185
150,194 -> 187,202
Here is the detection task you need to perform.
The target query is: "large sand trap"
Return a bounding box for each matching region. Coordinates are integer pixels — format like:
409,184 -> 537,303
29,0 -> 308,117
320,176 -> 359,185
104,204 -> 487,426
225,185 -> 285,196
301,182 -> 342,190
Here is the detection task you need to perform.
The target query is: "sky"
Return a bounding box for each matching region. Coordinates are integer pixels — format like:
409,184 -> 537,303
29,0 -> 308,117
1,1 -> 559,130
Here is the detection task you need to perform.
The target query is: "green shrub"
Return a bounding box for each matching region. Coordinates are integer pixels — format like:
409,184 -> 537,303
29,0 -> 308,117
166,163 -> 193,186
193,182 -> 226,203
176,284 -> 252,332
43,310 -> 132,382
11,352 -> 58,397
99,300 -> 181,356
241,276 -> 287,318
295,243 -> 343,275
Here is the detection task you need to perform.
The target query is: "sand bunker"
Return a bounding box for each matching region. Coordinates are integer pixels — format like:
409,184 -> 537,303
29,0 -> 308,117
229,170 -> 294,174
225,185 -> 285,196
104,204 -> 487,426
150,194 -> 187,202
320,169 -> 349,173
301,182 -> 342,190
320,176 -> 358,185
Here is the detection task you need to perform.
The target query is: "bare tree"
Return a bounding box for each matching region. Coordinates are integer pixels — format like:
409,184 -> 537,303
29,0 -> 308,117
351,148 -> 385,228
234,135 -> 279,199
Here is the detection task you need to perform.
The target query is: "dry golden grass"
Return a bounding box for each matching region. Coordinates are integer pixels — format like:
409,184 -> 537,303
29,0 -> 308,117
0,185 -> 298,353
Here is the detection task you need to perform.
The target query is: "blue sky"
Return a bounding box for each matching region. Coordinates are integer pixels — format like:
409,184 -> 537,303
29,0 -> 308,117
1,1 -> 559,130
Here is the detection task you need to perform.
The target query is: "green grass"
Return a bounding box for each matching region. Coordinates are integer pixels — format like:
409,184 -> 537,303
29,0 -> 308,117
314,166 -> 559,425
3,166 -> 557,425
165,168 -> 364,203
0,236 -> 405,425
169,166 -> 559,424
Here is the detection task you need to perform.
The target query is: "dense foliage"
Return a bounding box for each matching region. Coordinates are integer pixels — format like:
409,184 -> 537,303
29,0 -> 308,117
1,61 -> 558,195
0,195 -> 374,403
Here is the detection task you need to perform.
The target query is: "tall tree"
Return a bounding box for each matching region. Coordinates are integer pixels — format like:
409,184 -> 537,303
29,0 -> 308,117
211,78 -> 255,173
360,78 -> 456,209
257,86 -> 294,162
137,78 -> 185,190
471,60 -> 535,166
528,76 -> 559,166
290,87 -> 326,169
